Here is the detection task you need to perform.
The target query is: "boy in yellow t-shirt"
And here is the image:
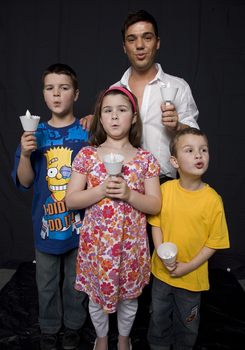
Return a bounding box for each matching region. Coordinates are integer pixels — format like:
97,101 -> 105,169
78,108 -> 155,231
147,128 -> 230,350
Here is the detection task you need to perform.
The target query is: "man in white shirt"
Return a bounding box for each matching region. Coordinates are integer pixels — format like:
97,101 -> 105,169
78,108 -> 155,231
83,10 -> 199,181
112,10 -> 199,180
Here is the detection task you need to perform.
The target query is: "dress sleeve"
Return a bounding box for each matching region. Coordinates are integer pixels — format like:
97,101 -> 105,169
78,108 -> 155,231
145,152 -> 160,179
72,147 -> 92,175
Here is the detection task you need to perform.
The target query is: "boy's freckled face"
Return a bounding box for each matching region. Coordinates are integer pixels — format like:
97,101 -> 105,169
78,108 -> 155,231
43,73 -> 79,117
173,134 -> 209,177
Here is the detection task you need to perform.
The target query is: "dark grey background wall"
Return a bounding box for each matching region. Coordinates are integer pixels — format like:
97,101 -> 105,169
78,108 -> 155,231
1,0 -> 244,278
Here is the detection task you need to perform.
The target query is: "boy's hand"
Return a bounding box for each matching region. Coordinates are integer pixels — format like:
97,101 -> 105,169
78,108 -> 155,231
169,262 -> 191,278
105,176 -> 131,201
20,131 -> 37,157
161,258 -> 178,273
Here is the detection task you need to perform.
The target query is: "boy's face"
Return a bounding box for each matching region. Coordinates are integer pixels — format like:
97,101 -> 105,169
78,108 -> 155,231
170,134 -> 209,178
43,73 -> 79,117
123,21 -> 160,72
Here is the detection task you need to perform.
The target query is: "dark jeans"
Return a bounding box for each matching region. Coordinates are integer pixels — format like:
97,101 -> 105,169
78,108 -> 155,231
147,277 -> 201,350
36,248 -> 87,333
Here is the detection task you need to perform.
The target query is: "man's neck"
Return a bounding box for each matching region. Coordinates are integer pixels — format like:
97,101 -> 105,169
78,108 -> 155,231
130,63 -> 158,84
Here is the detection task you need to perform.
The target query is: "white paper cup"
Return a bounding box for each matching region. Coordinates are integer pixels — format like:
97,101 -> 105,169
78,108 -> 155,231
157,242 -> 178,264
19,115 -> 40,131
102,154 -> 124,176
160,86 -> 178,102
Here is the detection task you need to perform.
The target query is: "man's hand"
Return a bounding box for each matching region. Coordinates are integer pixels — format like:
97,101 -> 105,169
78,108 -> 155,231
161,104 -> 179,133
80,114 -> 93,131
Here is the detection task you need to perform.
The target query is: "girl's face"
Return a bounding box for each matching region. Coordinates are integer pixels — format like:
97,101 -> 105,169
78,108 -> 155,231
100,94 -> 137,141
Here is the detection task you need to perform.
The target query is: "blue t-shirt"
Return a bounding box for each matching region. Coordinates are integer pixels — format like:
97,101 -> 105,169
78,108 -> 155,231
12,119 -> 88,254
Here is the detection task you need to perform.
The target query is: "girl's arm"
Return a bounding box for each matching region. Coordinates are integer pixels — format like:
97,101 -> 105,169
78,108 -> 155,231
66,170 -> 108,210
152,225 -> 163,249
169,246 -> 216,278
106,175 -> 161,215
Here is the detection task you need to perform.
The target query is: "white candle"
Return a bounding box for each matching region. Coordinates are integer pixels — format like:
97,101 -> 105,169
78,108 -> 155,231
25,110 -> 32,119
110,152 -> 115,163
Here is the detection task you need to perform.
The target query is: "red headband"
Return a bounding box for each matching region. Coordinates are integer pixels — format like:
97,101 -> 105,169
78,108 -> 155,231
99,87 -> 137,113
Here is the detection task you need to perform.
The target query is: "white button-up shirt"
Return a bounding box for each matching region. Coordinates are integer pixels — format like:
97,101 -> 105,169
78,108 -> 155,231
111,63 -> 199,178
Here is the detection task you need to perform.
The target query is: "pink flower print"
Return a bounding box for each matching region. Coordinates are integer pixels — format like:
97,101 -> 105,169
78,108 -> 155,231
124,216 -> 132,227
124,240 -> 132,250
128,270 -> 138,282
101,259 -> 113,272
130,258 -> 139,270
99,163 -> 107,173
103,205 -> 114,219
101,282 -> 114,296
123,166 -> 131,176
111,243 -> 122,257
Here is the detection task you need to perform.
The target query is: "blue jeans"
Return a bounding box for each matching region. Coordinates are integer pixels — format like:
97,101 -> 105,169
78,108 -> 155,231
147,277 -> 201,350
36,248 -> 87,333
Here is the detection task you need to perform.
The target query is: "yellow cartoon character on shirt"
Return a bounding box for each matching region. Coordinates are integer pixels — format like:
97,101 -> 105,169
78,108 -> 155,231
40,147 -> 81,240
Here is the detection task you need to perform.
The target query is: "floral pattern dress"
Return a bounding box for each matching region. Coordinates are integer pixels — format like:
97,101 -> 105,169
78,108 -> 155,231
72,146 -> 160,313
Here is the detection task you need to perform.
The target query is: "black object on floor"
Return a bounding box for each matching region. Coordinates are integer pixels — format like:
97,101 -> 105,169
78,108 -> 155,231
1,263 -> 245,349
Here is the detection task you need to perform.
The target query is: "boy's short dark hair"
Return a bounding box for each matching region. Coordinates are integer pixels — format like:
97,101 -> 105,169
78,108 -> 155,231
121,10 -> 159,41
42,63 -> 78,91
170,128 -> 208,158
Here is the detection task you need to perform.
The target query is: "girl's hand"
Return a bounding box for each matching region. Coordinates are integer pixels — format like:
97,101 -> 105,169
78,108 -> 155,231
20,131 -> 37,157
105,176 -> 131,201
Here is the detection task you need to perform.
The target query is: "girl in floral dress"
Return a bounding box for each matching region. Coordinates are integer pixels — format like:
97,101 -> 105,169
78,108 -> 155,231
66,87 -> 161,350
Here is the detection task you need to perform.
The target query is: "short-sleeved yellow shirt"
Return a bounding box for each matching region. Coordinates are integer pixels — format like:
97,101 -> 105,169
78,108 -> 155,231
148,180 -> 230,291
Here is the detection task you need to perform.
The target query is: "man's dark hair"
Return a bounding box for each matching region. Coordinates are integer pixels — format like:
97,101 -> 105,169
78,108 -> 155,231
121,10 -> 159,41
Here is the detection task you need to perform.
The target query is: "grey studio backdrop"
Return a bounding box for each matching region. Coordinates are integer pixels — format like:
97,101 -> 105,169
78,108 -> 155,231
0,0 -> 244,278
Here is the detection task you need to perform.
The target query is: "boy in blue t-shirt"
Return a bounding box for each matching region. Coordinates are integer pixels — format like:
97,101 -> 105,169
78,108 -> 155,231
12,64 -> 88,350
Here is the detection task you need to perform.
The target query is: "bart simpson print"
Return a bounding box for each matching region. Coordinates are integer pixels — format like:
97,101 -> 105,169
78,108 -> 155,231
41,147 -> 81,240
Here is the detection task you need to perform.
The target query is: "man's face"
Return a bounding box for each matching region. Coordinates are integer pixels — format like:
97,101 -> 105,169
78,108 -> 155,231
123,21 -> 160,72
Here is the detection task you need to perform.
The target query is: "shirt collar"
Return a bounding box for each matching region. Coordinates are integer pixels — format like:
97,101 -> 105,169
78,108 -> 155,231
120,63 -> 167,87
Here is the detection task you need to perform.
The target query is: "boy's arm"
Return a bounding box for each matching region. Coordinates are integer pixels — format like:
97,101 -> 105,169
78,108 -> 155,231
17,131 -> 37,188
17,154 -> 35,188
169,245 -> 216,278
152,225 -> 178,270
